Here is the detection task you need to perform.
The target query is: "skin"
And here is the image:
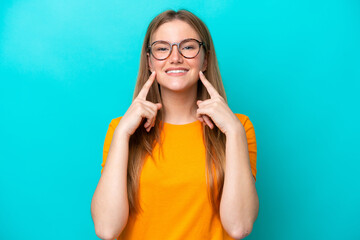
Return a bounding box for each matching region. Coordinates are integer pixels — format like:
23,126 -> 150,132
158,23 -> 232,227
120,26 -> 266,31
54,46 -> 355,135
147,19 -> 208,125
116,19 -> 259,238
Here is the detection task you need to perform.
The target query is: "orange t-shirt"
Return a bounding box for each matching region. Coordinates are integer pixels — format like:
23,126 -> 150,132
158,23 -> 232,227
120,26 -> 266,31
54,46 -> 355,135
101,113 -> 257,240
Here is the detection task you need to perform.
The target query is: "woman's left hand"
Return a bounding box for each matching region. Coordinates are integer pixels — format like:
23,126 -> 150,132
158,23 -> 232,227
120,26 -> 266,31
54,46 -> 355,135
196,71 -> 244,136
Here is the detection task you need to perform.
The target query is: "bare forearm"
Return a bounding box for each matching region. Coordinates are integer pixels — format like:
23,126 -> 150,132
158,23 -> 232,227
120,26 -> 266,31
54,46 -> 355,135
220,127 -> 259,239
91,128 -> 130,239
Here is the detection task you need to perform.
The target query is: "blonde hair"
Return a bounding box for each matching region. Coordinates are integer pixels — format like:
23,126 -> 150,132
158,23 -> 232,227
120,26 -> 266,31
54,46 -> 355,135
127,9 -> 227,215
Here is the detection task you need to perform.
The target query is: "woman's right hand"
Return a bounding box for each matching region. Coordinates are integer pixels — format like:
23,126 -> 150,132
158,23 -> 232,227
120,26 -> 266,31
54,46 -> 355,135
116,71 -> 162,138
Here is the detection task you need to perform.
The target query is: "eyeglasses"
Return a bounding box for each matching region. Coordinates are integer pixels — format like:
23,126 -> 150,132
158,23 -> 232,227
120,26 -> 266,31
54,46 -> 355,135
148,38 -> 204,60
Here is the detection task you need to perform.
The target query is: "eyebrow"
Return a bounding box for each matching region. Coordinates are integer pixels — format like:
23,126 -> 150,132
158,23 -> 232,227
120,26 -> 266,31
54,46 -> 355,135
149,38 -> 201,45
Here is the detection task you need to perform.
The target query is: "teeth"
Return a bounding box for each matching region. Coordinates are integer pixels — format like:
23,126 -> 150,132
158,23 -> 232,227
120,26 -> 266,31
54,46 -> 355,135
167,70 -> 187,73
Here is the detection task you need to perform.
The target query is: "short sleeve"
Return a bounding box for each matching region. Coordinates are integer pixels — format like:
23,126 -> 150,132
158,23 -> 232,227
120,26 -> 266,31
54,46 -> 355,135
235,114 -> 257,182
101,117 -> 122,174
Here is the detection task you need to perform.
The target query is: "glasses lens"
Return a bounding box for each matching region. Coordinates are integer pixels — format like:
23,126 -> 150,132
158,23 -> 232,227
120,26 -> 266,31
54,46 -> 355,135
179,39 -> 200,58
152,41 -> 171,60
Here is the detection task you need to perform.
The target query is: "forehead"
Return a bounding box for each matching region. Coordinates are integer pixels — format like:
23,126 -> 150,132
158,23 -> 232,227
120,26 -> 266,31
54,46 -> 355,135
151,19 -> 200,43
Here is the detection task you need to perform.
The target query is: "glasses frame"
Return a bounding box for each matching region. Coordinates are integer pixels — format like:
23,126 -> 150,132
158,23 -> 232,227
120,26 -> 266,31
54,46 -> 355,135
148,38 -> 204,61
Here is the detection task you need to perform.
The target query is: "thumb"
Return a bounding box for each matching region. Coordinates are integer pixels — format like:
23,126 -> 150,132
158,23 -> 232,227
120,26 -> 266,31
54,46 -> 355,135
156,103 -> 162,109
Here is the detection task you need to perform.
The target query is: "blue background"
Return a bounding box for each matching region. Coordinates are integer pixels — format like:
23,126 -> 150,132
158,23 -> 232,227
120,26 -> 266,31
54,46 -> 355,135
1,0 -> 359,239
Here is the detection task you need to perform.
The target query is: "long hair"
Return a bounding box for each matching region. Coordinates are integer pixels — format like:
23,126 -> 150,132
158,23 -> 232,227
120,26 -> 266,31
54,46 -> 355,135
127,9 -> 227,215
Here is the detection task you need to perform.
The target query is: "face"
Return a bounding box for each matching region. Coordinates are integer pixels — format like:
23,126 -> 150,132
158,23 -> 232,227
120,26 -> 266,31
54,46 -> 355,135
147,20 -> 207,93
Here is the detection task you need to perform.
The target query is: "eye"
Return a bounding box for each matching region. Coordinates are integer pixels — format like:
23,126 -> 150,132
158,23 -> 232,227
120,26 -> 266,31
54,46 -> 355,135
155,47 -> 169,52
181,42 -> 197,50
183,46 -> 195,50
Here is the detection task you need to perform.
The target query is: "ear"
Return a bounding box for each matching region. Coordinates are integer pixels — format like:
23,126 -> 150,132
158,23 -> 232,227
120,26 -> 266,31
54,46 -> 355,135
201,53 -> 208,72
147,53 -> 154,72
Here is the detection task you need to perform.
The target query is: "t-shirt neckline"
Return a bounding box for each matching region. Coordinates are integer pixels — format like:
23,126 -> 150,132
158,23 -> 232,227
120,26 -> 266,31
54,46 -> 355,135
161,119 -> 201,127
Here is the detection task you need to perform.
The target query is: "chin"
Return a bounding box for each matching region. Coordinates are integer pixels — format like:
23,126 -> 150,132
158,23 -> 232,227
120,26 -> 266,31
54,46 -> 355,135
157,80 -> 194,92
160,83 -> 189,92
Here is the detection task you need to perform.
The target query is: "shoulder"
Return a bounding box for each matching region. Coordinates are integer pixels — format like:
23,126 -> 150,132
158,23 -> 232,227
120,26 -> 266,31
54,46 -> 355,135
234,113 -> 256,135
234,113 -> 252,126
103,116 -> 123,147
234,113 -> 248,123
108,116 -> 123,129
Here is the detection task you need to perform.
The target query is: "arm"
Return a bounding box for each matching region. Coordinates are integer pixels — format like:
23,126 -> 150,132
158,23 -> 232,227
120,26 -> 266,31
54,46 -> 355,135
195,72 -> 258,239
91,72 -> 161,239
91,125 -> 130,240
219,121 -> 259,239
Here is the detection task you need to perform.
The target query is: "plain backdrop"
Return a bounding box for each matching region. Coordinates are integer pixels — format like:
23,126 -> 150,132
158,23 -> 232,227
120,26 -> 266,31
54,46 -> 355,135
1,0 -> 359,239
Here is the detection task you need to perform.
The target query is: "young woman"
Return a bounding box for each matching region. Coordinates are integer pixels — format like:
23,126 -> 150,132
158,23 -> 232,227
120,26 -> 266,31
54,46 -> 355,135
91,9 -> 258,240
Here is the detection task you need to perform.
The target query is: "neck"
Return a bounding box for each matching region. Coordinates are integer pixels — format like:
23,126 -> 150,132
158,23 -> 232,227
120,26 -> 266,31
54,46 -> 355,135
160,86 -> 198,124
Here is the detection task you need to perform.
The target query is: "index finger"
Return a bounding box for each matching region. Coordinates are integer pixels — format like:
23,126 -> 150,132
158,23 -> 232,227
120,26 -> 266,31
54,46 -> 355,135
199,71 -> 220,98
137,71 -> 156,100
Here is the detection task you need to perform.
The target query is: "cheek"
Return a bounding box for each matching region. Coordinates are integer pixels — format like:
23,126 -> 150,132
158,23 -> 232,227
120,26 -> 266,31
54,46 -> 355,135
193,55 -> 205,69
153,61 -> 165,70
191,60 -> 203,71
156,71 -> 167,83
149,57 -> 161,70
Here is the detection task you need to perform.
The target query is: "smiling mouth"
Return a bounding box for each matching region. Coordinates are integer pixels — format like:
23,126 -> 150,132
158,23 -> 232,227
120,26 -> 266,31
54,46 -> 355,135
166,69 -> 188,74
165,69 -> 189,77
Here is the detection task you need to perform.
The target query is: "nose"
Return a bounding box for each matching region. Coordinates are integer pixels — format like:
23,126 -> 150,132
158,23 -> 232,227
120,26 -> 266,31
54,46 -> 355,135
169,45 -> 183,63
